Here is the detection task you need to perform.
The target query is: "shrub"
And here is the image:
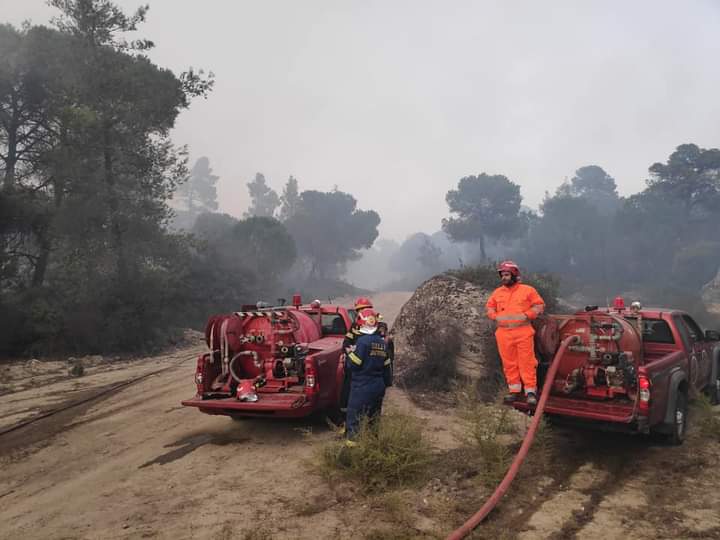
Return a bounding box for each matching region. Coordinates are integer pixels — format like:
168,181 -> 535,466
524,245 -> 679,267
693,394 -> 720,442
319,411 -> 432,493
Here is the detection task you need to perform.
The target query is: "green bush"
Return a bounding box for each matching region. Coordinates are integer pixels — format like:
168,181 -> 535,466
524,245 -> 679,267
319,411 -> 432,493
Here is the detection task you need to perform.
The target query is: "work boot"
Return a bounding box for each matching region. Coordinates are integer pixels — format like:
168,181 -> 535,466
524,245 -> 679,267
526,392 -> 538,406
503,393 -> 519,403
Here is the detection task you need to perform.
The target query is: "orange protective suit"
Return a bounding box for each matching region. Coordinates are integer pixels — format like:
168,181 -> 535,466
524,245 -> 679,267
486,283 -> 545,395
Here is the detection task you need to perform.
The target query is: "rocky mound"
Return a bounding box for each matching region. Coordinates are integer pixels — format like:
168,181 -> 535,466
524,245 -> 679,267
391,274 -> 501,389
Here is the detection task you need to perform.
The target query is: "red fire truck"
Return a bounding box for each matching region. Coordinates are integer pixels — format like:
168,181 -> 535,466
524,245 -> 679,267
182,297 -> 353,419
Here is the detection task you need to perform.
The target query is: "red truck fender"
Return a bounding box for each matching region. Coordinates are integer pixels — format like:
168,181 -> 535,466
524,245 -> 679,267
659,370 -> 689,444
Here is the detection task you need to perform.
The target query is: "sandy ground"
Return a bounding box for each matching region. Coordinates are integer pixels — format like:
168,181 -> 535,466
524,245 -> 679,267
1,292 -> 719,540
0,293 -> 421,540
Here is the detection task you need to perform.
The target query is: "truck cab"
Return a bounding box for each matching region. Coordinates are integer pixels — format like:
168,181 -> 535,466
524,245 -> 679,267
515,303 -> 720,444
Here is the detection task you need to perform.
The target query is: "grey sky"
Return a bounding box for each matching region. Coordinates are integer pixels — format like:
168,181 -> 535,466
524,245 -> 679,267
5,1 -> 720,241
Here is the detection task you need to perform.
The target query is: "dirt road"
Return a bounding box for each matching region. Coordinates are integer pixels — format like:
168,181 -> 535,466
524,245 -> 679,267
0,292 -> 420,540
2,291 -> 719,539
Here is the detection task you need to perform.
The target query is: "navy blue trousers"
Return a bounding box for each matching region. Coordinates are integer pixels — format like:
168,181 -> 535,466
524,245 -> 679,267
346,382 -> 385,439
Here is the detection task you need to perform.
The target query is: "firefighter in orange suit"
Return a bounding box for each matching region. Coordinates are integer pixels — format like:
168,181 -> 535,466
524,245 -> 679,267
486,261 -> 545,405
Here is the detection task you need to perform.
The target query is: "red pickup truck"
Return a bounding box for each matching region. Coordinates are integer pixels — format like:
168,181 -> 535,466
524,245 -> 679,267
515,302 -> 720,444
182,299 -> 353,419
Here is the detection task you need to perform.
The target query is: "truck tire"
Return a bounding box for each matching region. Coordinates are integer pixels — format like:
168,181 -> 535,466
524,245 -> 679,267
665,390 -> 688,446
709,360 -> 720,405
325,405 -> 346,427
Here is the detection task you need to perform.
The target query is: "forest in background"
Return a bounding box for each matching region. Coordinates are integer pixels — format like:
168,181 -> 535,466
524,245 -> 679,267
2,1 -> 719,357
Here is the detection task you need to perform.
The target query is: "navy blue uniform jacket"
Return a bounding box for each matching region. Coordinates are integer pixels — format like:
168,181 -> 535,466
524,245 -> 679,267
347,332 -> 392,392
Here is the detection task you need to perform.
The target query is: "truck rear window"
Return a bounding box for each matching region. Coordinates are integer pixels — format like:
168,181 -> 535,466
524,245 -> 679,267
628,318 -> 675,344
321,314 -> 347,335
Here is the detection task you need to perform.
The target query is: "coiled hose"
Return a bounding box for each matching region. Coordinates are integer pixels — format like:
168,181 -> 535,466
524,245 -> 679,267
446,334 -> 579,540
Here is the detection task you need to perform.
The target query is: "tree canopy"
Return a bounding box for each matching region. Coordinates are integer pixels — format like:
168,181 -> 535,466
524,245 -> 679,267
279,175 -> 301,222
442,173 -> 526,260
0,1 -> 214,353
172,156 -> 219,230
556,165 -> 620,215
286,189 -> 380,279
192,213 -> 296,300
647,143 -> 720,221
245,173 -> 279,218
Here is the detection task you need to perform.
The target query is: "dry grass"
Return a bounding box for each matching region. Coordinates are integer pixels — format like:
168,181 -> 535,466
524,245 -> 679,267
318,411 -> 432,493
692,394 -> 720,442
454,386 -> 518,487
240,527 -> 274,540
367,490 -> 416,528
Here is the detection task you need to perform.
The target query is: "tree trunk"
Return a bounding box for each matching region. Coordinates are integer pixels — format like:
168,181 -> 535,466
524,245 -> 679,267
3,91 -> 19,188
308,258 -> 320,281
31,229 -> 50,287
479,234 -> 487,261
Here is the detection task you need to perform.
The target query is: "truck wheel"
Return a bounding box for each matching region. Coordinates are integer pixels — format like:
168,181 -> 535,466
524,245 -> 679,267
666,391 -> 688,446
325,406 -> 346,427
709,363 -> 720,405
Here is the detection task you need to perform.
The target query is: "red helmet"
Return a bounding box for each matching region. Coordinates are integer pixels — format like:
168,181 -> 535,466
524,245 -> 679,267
354,297 -> 373,310
357,308 -> 379,333
497,260 -> 520,277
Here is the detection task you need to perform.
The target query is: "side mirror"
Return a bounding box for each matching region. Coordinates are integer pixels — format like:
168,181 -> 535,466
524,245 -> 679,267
704,330 -> 720,341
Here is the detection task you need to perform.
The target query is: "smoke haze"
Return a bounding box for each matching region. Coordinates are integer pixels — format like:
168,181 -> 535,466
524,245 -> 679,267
5,0 -> 720,241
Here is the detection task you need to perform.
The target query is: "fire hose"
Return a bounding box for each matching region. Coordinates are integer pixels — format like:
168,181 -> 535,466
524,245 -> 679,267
445,334 -> 580,540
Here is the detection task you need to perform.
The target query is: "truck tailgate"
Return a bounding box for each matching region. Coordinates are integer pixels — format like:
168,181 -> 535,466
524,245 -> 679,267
514,395 -> 635,423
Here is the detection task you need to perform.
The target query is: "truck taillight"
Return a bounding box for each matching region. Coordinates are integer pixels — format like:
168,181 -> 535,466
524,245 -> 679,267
195,354 -> 207,391
305,365 -> 318,394
638,375 -> 650,414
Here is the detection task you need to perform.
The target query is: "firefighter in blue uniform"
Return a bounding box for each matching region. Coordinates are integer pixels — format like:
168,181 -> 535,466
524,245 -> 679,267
340,297 -> 375,413
345,308 -> 392,440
